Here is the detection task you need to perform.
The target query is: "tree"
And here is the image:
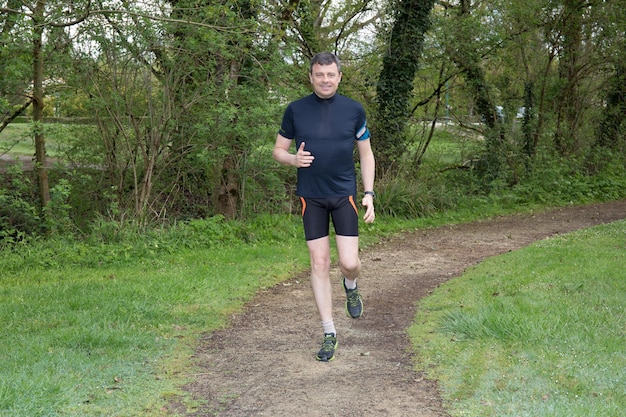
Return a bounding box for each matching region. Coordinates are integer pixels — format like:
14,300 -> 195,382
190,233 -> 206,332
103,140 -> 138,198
442,1 -> 513,180
32,0 -> 51,206
3,0 -> 623,233
276,0 -> 382,59
595,0 -> 626,150
553,0 -> 587,155
66,0 -> 295,220
1,0 -> 91,209
0,0 -> 33,132
373,0 -> 436,171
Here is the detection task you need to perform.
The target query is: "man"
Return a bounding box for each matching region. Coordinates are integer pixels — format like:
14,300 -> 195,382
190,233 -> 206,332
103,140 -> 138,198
272,52 -> 376,362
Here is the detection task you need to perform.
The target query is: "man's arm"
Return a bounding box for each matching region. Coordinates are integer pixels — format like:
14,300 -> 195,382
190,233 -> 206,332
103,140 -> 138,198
273,134 -> 314,168
357,138 -> 375,223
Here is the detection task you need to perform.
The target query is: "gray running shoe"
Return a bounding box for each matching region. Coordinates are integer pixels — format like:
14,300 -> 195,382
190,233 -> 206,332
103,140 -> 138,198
343,278 -> 363,318
316,333 -> 338,362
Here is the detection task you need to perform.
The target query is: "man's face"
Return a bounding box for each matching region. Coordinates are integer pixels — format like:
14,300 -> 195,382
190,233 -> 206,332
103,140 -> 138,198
309,63 -> 342,99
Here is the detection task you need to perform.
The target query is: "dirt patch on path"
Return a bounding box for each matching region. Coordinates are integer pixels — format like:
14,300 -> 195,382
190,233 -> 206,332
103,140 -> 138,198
173,200 -> 626,417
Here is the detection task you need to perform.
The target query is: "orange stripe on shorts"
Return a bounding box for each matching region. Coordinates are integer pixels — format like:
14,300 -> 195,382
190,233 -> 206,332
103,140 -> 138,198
300,197 -> 307,217
348,195 -> 358,214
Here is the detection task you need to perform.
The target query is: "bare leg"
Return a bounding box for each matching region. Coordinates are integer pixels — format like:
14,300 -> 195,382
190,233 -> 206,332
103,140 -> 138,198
336,235 -> 364,319
306,236 -> 333,323
336,235 -> 360,280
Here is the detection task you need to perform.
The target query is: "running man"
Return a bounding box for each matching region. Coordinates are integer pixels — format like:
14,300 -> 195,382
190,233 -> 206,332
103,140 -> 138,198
272,52 -> 376,361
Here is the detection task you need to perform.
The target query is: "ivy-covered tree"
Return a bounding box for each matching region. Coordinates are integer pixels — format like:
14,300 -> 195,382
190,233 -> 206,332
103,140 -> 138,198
442,0 -> 509,180
373,0 -> 436,171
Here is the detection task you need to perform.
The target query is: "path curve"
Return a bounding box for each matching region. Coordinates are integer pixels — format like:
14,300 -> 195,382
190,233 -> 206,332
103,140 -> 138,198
172,200 -> 626,416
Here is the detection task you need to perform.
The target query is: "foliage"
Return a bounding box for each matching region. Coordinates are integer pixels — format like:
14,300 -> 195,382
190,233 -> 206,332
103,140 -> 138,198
5,116 -> 626,244
405,0 -> 626,187
512,156 -> 626,206
60,0 -> 300,223
1,0 -> 625,240
0,164 -> 41,249
0,1 -> 33,130
372,122 -> 626,221
0,212 -> 303,273
375,171 -> 455,219
278,0 -> 384,59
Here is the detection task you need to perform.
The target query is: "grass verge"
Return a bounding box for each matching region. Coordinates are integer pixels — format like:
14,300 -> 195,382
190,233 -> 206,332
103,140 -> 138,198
409,220 -> 626,417
0,216 -> 309,416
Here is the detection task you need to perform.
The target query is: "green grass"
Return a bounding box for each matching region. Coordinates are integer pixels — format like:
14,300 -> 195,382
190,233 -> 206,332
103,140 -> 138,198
409,220 -> 626,417
0,217 -> 310,416
0,122 -> 74,157
0,123 -> 32,156
416,124 -> 482,167
2,205 -> 623,416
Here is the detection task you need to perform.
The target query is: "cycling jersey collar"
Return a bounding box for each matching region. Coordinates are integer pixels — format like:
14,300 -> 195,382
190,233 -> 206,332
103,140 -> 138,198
313,92 -> 338,103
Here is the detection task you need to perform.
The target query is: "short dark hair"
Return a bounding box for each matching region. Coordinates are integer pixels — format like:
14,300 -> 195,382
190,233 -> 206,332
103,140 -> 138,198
309,52 -> 341,73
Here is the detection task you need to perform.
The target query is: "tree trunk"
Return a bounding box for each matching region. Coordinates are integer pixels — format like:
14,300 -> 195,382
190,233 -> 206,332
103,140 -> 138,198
447,2 -> 505,181
33,0 -> 50,207
597,63 -> 626,149
374,0 -> 436,171
554,0 -> 584,155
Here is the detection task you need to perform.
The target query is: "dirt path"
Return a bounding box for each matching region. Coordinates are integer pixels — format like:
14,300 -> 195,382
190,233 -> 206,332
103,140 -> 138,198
0,154 -> 57,172
171,200 -> 626,416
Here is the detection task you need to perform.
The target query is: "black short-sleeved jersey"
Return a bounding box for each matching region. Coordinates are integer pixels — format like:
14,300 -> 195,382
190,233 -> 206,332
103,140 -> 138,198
278,93 -> 370,198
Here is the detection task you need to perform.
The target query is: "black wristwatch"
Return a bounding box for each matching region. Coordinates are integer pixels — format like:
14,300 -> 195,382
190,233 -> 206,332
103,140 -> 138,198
364,191 -> 376,198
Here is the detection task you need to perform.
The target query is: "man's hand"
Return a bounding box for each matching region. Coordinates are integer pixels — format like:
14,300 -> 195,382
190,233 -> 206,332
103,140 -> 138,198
362,194 -> 375,223
294,142 -> 314,167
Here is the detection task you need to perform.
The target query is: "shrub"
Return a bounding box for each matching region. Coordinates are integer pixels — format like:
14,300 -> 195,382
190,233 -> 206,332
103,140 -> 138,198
0,164 -> 41,248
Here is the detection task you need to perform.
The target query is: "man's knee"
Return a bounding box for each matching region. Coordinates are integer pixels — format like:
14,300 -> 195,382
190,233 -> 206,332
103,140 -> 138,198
340,257 -> 361,276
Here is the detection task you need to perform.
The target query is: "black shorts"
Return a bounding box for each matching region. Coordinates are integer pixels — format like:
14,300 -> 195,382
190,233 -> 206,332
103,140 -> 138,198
300,196 -> 359,241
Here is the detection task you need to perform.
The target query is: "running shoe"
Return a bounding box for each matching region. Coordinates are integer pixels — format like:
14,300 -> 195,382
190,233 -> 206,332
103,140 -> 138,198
343,278 -> 363,318
316,333 -> 338,362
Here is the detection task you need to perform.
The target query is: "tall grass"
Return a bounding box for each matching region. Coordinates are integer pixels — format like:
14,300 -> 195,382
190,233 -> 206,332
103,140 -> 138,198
409,220 -> 626,417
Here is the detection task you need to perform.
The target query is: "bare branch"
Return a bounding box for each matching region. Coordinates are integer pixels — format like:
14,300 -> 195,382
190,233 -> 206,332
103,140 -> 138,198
0,7 -> 28,15
2,2 -> 254,33
0,99 -> 32,134
47,0 -> 92,27
83,8 -> 254,33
